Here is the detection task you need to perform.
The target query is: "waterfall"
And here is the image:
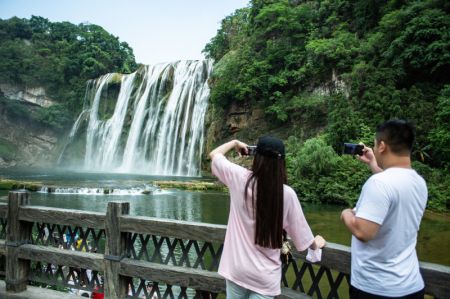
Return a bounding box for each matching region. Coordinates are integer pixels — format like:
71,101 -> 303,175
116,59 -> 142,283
56,109 -> 89,165
60,60 -> 212,177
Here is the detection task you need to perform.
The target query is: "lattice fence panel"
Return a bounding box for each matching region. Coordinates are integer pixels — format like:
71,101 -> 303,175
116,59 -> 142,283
29,261 -> 104,296
281,255 -> 350,299
31,222 -> 106,253
0,255 -> 4,279
0,217 -> 7,278
0,217 -> 6,239
127,278 -> 219,299
127,233 -> 223,271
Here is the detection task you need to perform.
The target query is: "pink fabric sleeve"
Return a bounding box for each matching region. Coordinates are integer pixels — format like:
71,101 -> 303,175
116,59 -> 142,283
211,154 -> 247,188
283,187 -> 314,252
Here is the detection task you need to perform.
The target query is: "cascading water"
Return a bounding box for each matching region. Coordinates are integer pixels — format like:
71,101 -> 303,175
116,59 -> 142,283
60,60 -> 213,176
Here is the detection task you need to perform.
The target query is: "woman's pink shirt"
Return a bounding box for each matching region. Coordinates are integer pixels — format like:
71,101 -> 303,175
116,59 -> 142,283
212,154 -> 314,296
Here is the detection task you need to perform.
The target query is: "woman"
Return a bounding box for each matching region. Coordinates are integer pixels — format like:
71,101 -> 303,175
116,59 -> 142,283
210,136 -> 326,299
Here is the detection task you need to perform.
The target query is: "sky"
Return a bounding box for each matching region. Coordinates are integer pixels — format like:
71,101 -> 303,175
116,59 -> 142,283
0,0 -> 249,65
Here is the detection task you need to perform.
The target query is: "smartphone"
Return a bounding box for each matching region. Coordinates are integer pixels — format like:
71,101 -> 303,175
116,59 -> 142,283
343,143 -> 364,156
247,146 -> 257,156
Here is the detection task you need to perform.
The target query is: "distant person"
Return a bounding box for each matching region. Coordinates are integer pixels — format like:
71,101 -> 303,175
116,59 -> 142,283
341,119 -> 427,298
76,238 -> 83,250
91,284 -> 104,299
92,275 -> 104,299
143,282 -> 157,299
67,271 -> 79,296
210,136 -> 326,298
42,226 -> 49,241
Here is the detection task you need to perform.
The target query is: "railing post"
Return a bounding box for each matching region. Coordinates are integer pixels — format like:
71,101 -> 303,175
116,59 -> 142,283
104,201 -> 130,299
5,190 -> 31,292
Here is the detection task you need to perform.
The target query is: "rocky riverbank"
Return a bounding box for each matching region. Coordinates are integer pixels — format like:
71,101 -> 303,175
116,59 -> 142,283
152,180 -> 227,192
0,179 -> 228,193
0,179 -> 41,191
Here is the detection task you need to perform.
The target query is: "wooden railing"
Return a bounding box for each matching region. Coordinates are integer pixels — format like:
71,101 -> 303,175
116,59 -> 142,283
0,190 -> 449,299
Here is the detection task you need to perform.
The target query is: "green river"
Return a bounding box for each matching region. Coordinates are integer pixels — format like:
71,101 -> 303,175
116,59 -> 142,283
0,169 -> 448,267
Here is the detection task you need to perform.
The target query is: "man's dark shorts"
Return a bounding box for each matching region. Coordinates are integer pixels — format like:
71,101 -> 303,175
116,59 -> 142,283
350,285 -> 424,299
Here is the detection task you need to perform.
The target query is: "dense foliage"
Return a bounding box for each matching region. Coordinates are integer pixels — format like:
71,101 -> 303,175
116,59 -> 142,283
204,0 -> 450,211
0,16 -> 137,130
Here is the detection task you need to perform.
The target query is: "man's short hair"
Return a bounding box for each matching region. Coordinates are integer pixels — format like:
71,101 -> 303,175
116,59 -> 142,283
376,119 -> 415,154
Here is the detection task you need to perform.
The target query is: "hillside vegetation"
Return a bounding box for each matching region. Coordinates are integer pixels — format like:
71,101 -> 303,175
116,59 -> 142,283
0,16 -> 137,130
204,0 -> 450,211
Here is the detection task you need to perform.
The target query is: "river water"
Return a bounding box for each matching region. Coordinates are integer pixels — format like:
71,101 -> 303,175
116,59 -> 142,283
0,169 -> 448,266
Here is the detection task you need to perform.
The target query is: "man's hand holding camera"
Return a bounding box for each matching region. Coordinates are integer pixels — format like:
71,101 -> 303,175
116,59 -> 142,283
356,144 -> 383,174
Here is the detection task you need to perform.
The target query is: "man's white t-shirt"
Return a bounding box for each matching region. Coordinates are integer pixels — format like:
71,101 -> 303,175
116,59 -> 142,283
352,167 -> 427,297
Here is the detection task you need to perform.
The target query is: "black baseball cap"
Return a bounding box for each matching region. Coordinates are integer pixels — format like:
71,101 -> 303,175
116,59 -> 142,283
256,136 -> 285,158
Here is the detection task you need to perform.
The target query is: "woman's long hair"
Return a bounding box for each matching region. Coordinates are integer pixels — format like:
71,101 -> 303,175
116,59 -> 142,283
244,154 -> 287,249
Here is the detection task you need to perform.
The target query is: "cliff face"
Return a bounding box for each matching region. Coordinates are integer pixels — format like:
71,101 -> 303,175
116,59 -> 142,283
204,101 -> 267,153
0,120 -> 59,168
0,84 -> 56,108
0,85 -> 61,168
203,69 -> 348,157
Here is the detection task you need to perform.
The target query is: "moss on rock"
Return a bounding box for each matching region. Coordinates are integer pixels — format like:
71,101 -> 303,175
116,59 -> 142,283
153,180 -> 227,192
110,73 -> 123,85
0,179 -> 42,191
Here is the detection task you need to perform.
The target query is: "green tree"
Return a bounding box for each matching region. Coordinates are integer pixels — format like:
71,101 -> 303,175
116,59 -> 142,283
0,16 -> 138,129
379,3 -> 450,83
429,86 -> 450,169
296,136 -> 338,177
206,0 -> 450,210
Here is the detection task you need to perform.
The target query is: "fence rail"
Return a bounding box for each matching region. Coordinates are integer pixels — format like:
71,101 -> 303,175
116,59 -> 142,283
0,191 -> 449,299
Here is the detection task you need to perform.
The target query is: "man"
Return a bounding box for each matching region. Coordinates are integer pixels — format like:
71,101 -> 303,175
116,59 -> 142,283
341,119 -> 427,299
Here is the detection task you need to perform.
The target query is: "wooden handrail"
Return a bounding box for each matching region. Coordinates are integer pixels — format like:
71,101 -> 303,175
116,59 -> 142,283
19,205 -> 105,228
292,241 -> 351,275
119,258 -> 225,293
121,215 -> 226,242
420,261 -> 450,298
17,244 -> 104,271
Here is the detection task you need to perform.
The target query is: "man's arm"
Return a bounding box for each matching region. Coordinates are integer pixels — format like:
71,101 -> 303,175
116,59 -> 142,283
341,209 -> 381,242
357,145 -> 383,173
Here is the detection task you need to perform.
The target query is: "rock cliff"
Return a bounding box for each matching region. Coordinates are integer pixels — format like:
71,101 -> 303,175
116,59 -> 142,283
0,83 -> 56,108
0,85 -> 61,168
